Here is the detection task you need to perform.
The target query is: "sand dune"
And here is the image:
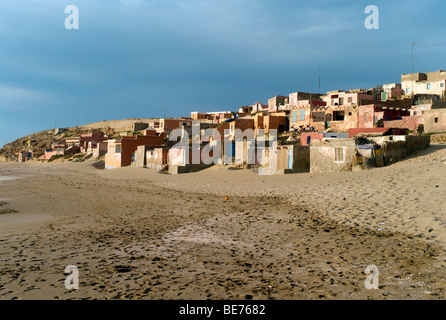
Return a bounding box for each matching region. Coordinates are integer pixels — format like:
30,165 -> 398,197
0,144 -> 445,300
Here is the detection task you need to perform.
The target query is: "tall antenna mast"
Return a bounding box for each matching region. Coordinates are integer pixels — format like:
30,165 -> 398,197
318,66 -> 321,92
411,42 -> 416,101
164,100 -> 167,119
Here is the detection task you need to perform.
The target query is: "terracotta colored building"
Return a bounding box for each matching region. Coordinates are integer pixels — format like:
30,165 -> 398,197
325,91 -> 374,108
79,131 -> 109,153
358,104 -> 410,128
288,101 -> 327,130
253,113 -> 289,135
105,130 -> 165,169
307,105 -> 360,132
216,119 -> 255,141
148,118 -> 193,134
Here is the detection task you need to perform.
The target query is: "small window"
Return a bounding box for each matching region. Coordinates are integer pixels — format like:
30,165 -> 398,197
335,148 -> 344,162
348,97 -> 353,103
348,112 -> 352,116
406,87 -> 410,93
427,83 -> 431,90
435,117 -> 439,123
441,83 -> 445,88
333,111 -> 345,121
115,144 -> 122,153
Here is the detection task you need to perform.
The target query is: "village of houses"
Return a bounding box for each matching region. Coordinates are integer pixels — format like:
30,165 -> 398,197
17,70 -> 446,174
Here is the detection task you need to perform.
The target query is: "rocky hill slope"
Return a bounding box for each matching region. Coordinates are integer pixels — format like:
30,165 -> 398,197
0,118 -> 158,162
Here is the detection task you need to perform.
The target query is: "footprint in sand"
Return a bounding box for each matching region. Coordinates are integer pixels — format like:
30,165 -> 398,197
0,201 -> 19,214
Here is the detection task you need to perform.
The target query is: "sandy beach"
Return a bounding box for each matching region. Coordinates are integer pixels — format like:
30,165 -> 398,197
1,144 -> 446,300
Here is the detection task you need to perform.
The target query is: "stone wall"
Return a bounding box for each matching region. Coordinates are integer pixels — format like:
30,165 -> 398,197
424,109 -> 446,133
310,139 -> 356,173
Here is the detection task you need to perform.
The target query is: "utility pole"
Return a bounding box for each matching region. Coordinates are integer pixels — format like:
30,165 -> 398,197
411,42 -> 416,101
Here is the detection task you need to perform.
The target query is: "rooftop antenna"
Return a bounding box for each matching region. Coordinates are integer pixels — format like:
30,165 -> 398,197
164,100 -> 167,119
318,66 -> 321,92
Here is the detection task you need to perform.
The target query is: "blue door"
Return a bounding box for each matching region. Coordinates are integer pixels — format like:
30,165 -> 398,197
288,148 -> 293,169
307,136 -> 311,145
229,142 -> 235,157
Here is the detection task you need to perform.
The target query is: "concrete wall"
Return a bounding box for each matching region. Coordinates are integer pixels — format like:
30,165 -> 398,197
292,145 -> 310,173
378,135 -> 430,164
132,122 -> 149,132
234,140 -> 258,165
168,163 -> 214,174
424,109 -> 446,133
310,139 -> 356,173
146,148 -> 168,170
131,145 -> 151,167
91,142 -> 108,158
268,96 -> 288,112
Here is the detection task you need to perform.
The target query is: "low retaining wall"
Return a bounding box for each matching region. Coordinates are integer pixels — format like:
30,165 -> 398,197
168,163 -> 214,174
381,135 -> 430,164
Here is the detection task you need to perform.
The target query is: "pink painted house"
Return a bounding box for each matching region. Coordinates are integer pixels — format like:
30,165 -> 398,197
326,91 -> 374,108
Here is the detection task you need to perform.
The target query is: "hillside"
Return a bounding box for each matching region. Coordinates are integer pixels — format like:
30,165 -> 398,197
0,118 -> 159,162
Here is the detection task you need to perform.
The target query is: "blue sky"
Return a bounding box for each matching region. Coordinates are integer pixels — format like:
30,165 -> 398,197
1,0 -> 446,147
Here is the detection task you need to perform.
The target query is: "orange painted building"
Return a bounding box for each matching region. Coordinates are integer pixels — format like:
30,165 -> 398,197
216,119 -> 255,141
105,131 -> 165,169
253,113 -> 289,135
148,118 -> 192,134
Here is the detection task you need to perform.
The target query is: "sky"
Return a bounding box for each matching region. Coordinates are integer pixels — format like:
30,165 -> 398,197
1,0 -> 446,147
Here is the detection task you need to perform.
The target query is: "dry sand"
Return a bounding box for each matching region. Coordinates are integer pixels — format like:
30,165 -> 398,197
1,144 -> 446,300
